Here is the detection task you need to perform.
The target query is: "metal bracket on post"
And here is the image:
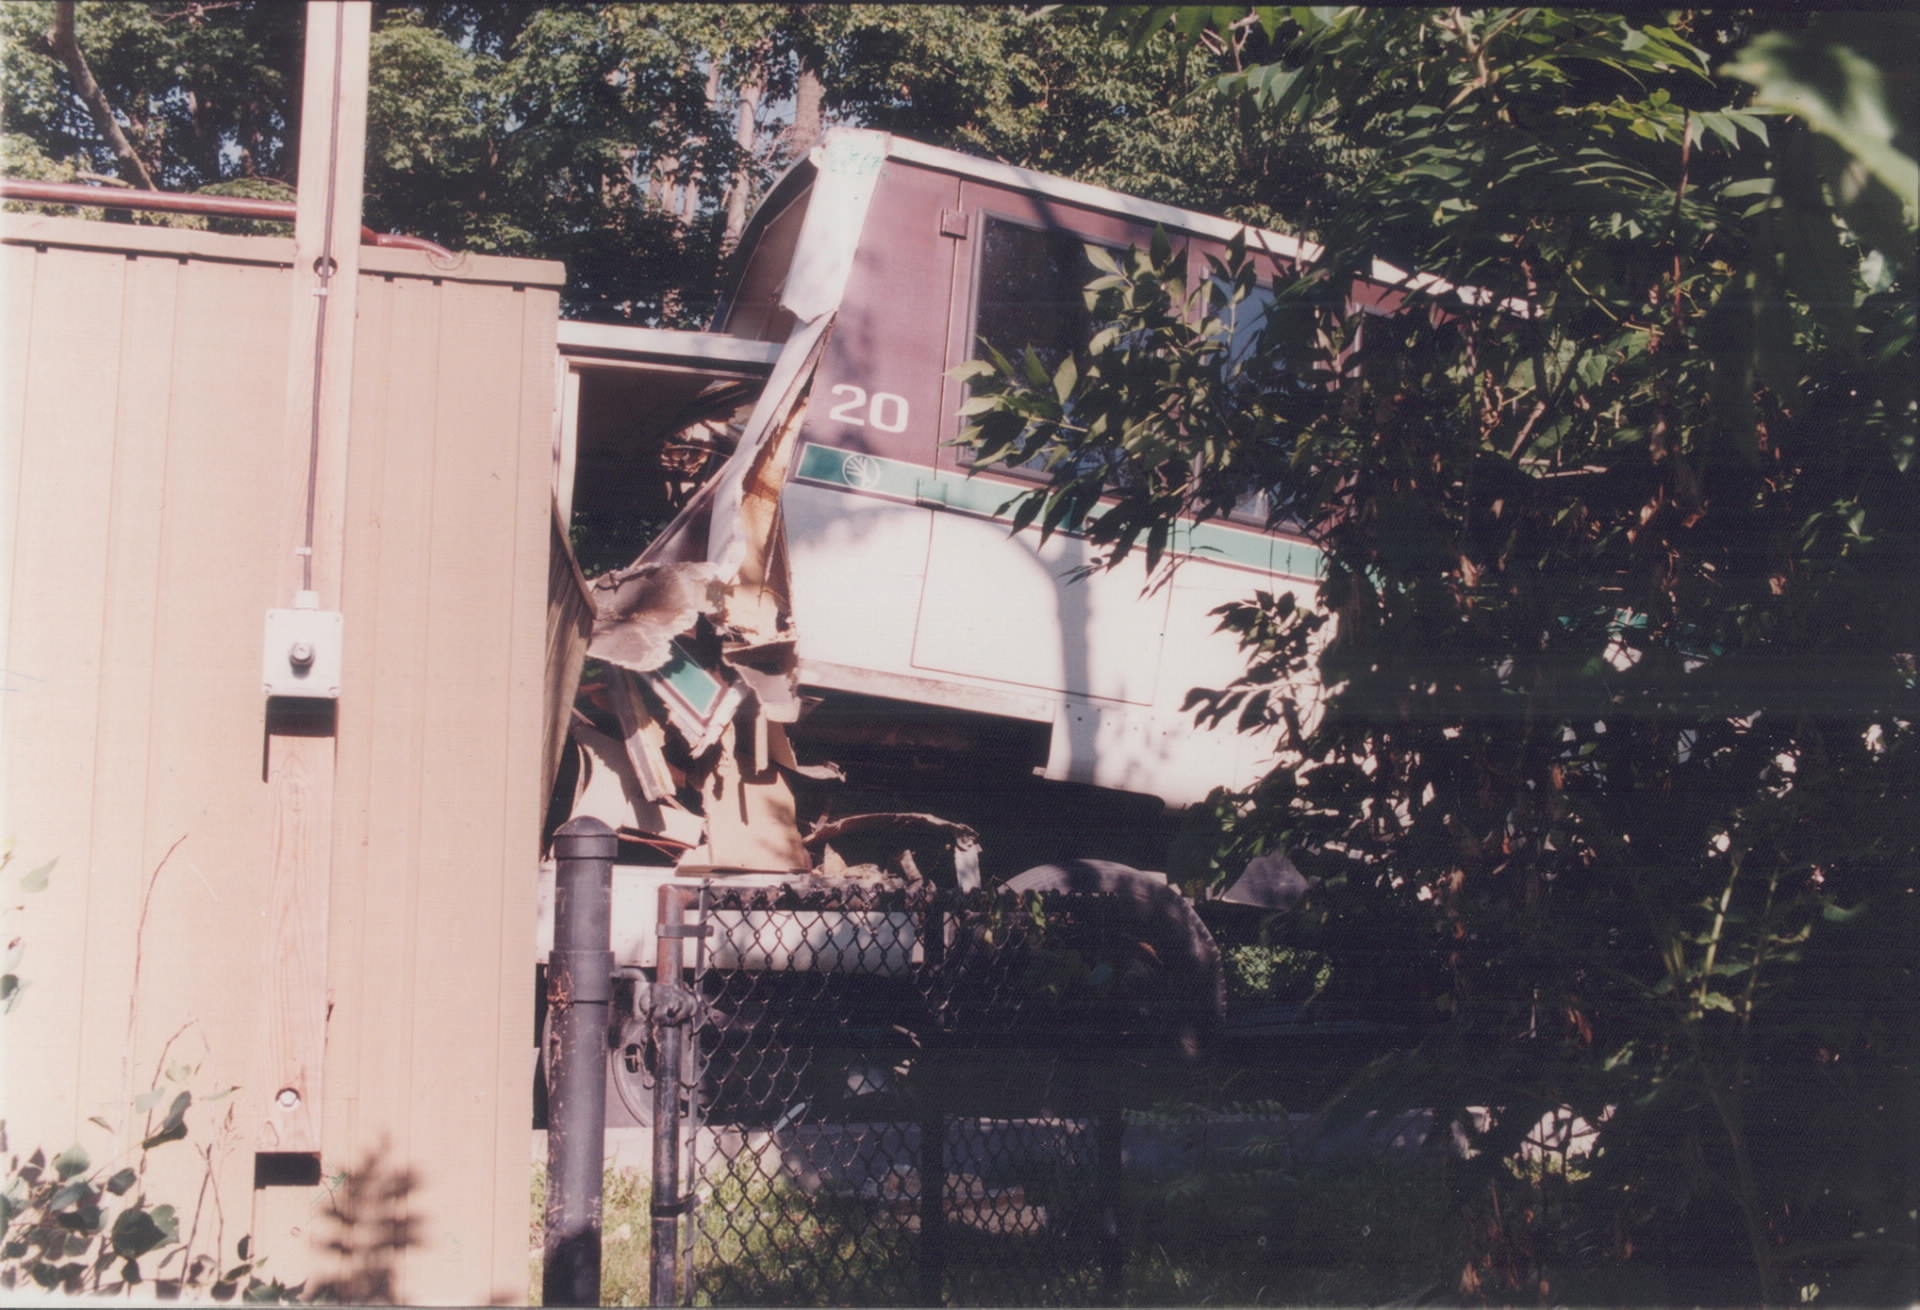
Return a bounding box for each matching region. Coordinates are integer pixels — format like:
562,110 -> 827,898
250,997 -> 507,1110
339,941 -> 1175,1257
543,817 -> 616,1309
650,886 -> 697,1307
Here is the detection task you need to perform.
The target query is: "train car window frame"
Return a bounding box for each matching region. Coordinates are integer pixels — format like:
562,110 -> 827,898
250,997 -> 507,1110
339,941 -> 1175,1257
953,208 -> 1137,485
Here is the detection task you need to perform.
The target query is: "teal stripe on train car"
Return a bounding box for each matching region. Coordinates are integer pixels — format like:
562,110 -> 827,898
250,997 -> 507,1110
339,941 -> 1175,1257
791,442 -> 1323,580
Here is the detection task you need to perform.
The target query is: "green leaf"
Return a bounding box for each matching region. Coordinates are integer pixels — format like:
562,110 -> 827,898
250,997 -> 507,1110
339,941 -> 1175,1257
105,1168 -> 137,1197
1727,110 -> 1769,145
1725,23 -> 1919,209
1009,490 -> 1045,535
47,1180 -> 92,1213
1173,6 -> 1210,42
142,1091 -> 191,1151
1053,353 -> 1078,406
111,1204 -> 177,1259
1699,111 -> 1740,150
52,1146 -> 89,1181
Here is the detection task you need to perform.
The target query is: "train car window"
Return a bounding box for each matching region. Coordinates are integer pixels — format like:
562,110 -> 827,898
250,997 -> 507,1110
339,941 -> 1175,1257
964,217 -> 1125,478
1209,275 -> 1278,367
974,217 -> 1119,374
1227,487 -> 1270,526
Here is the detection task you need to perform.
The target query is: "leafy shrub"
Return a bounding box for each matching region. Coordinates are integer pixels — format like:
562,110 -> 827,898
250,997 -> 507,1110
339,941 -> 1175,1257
1222,944 -> 1332,1003
1,847 -> 298,1300
0,1106 -> 300,1300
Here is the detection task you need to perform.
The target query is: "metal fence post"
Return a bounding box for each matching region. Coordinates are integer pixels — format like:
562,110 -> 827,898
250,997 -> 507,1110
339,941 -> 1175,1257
650,887 -> 695,1307
1095,1077 -> 1126,1302
544,817 -> 616,1308
918,900 -> 948,1307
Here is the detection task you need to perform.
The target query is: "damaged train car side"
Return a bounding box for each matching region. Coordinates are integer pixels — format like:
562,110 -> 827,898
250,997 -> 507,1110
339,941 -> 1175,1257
538,129 -> 1370,1080
550,130 -> 1335,873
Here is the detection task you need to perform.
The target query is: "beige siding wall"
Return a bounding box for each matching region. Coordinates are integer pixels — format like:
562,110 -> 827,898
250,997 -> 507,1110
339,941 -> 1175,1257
2,216 -> 561,1304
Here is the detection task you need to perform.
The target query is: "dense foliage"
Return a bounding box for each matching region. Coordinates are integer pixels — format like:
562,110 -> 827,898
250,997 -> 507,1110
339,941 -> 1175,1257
3,2 -> 1318,322
965,8 -> 1916,1304
9,3 -> 1914,1302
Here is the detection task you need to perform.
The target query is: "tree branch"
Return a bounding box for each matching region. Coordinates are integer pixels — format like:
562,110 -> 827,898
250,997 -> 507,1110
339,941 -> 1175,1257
51,0 -> 160,191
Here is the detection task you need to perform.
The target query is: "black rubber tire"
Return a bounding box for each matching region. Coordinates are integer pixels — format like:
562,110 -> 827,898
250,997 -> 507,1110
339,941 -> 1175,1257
1002,859 -> 1226,1050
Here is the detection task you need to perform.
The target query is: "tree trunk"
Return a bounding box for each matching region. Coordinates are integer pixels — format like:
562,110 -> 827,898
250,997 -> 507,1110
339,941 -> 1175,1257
687,60 -> 725,223
790,60 -> 825,163
721,43 -> 768,254
50,0 -> 159,191
649,151 -> 678,216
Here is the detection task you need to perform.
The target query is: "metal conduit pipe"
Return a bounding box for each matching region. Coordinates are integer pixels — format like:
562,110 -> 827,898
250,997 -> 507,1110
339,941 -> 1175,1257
0,178 -> 456,260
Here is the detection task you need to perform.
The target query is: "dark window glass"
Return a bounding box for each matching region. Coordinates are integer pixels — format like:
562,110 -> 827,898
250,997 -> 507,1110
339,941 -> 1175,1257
1209,275 -> 1278,368
966,218 -> 1122,479
973,217 -> 1113,376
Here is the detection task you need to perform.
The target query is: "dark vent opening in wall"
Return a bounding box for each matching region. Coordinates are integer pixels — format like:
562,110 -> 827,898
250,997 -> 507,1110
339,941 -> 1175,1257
254,1152 -> 323,1188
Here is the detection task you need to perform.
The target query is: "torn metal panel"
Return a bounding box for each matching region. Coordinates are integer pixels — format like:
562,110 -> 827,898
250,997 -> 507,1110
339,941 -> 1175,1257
606,671 -> 676,803
803,812 -> 983,892
567,714 -> 654,830
681,720 -> 812,873
586,560 -> 723,673
586,316 -> 824,698
728,656 -> 802,725
561,134 -> 880,877
544,500 -> 595,806
695,313 -> 833,582
767,724 -> 843,783
779,130 -> 887,322
585,319 -> 823,782
722,396 -> 808,644
566,712 -> 702,849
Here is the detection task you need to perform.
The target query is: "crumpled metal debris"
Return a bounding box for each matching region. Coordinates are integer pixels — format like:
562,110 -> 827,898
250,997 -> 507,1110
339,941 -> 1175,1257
550,136 -> 896,871
805,812 -> 983,892
587,561 -> 724,675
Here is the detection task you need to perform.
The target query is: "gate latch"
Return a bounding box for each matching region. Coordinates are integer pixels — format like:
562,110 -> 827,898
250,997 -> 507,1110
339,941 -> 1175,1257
636,981 -> 699,1025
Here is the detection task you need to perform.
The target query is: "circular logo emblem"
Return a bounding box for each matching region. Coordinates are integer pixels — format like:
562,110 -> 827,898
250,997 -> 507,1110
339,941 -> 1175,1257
841,453 -> 882,490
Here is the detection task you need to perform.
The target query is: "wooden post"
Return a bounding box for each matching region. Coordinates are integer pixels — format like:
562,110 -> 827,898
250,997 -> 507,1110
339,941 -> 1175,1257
259,0 -> 370,1157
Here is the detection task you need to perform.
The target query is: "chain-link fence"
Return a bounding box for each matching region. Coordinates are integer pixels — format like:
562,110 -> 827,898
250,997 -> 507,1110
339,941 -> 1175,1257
646,881 -> 1223,1307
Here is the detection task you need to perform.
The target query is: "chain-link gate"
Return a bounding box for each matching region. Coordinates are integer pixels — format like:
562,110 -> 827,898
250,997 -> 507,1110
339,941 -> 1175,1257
643,880 -> 1220,1306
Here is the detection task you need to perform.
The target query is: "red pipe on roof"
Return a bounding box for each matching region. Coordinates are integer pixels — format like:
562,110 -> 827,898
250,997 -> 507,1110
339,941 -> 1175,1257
0,178 -> 456,260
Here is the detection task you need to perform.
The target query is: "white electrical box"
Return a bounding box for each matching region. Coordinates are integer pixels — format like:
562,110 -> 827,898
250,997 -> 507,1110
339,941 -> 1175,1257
262,594 -> 344,699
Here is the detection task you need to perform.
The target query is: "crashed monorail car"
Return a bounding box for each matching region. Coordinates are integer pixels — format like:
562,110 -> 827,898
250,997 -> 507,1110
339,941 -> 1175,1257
538,129 -> 1398,1022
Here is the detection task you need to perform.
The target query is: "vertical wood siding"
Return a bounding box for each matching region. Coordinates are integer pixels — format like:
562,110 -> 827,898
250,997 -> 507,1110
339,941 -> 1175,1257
2,217 -> 560,1303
